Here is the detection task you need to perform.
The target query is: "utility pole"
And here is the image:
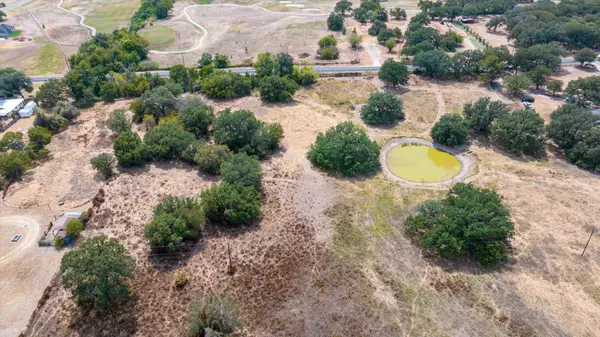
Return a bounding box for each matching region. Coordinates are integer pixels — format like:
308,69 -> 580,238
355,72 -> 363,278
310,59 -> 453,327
581,227 -> 597,257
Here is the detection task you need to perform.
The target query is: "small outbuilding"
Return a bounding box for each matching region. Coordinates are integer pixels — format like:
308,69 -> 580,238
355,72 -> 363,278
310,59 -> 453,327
461,17 -> 475,24
18,101 -> 37,118
0,24 -> 16,38
0,98 -> 25,119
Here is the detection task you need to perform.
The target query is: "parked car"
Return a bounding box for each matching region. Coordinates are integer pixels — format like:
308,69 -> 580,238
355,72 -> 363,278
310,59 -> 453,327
523,101 -> 533,109
521,96 -> 535,103
565,96 -> 577,103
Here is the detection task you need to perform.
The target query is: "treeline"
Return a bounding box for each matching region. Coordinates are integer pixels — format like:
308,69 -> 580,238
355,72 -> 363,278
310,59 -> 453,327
425,94 -> 600,172
418,0 -> 517,20
65,30 -> 149,108
499,0 -> 600,49
130,0 -> 174,31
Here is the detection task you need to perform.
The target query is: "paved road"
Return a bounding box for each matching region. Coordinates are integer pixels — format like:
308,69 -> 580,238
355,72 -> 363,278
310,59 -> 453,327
31,59 -> 600,82
1,0 -> 33,12
29,65 -> 411,82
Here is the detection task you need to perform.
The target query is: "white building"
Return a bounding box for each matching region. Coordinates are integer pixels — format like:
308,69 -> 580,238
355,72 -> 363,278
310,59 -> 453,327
18,101 -> 37,118
0,98 -> 25,119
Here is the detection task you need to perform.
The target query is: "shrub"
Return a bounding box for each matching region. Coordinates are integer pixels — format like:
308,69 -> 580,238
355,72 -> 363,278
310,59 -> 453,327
307,122 -> 380,176
213,109 -> 283,156
220,153 -> 262,190
106,109 -> 131,135
178,103 -> 214,137
113,131 -> 147,167
194,143 -> 232,174
214,54 -> 230,68
405,183 -> 514,266
291,65 -> 318,86
34,113 -> 68,134
546,104 -> 599,150
200,184 -> 261,225
0,150 -> 32,180
53,101 -> 80,121
368,20 -> 386,36
361,92 -> 404,125
65,218 -> 84,237
27,126 -> 52,151
430,114 -> 469,146
90,153 -> 116,178
145,214 -> 195,252
53,236 -> 64,248
491,109 -> 546,156
317,35 -> 337,48
317,46 -> 340,60
547,79 -> 563,96
60,235 -> 134,309
139,86 -> 177,121
155,195 -> 205,234
349,33 -> 363,48
0,132 -> 25,152
143,124 -> 196,161
201,71 -> 252,99
566,127 -> 600,172
463,97 -> 510,134
188,294 -> 243,337
173,268 -> 189,287
258,76 -> 298,102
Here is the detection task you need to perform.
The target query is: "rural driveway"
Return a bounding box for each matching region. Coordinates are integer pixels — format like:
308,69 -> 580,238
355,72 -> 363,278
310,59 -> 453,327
0,211 -> 63,337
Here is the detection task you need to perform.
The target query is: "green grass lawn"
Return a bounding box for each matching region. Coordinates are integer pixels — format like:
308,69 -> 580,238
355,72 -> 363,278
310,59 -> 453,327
138,26 -> 177,50
195,0 -> 213,4
84,0 -> 141,34
7,30 -> 22,38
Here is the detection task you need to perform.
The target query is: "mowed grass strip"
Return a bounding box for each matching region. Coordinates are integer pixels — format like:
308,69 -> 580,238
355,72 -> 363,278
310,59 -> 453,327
195,0 -> 212,4
138,26 -> 177,50
84,0 -> 141,34
24,43 -> 63,75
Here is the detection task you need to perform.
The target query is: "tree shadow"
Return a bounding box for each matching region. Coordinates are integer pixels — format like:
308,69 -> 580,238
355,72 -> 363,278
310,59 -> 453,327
69,294 -> 139,337
468,134 -> 549,164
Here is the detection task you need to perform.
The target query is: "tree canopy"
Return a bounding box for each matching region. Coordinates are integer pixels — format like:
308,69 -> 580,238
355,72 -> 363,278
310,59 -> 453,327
307,122 -> 380,176
378,58 -> 409,87
463,97 -> 510,134
431,114 -> 469,146
200,183 -> 261,225
0,68 -> 32,98
360,92 -> 404,125
405,183 -> 514,266
60,235 -> 134,309
220,153 -> 263,190
491,109 -> 546,156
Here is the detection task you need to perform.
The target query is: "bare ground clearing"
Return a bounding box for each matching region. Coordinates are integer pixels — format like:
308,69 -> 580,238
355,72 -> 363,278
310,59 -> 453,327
16,77 -> 600,337
469,16 -> 515,52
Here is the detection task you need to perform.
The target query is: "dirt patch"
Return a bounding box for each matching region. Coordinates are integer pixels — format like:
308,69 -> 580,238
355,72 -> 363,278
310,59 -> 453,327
468,16 -> 515,52
4,101 -> 129,208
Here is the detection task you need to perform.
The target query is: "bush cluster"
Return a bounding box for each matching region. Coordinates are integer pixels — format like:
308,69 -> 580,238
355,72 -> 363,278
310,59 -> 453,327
145,196 -> 204,252
405,183 -> 514,266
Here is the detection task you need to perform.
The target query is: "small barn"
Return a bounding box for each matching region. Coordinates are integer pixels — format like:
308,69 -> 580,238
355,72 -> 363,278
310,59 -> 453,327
18,101 -> 37,118
461,17 -> 475,24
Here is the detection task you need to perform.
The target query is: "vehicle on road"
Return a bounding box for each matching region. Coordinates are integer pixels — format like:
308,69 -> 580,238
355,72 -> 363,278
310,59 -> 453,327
521,96 -> 535,103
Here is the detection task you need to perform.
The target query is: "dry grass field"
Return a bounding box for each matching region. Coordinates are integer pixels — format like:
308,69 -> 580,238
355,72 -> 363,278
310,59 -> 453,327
8,76 -> 599,337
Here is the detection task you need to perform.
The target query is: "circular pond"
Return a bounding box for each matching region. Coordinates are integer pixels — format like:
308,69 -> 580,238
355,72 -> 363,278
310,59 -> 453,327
386,144 -> 461,183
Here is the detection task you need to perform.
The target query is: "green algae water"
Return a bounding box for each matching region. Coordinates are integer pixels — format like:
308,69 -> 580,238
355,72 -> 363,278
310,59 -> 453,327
386,144 -> 461,182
